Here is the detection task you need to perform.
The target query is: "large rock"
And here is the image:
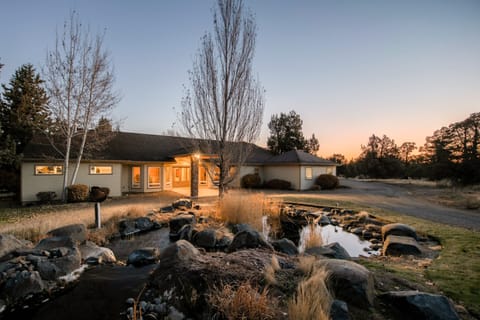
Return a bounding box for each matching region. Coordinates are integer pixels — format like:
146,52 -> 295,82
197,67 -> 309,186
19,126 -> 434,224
382,223 -> 417,241
79,241 -> 116,264
172,199 -> 192,209
272,238 -> 299,255
35,236 -> 75,251
192,229 -> 217,249
3,270 -> 46,301
178,224 -> 194,241
381,291 -> 460,320
159,240 -> 200,268
169,214 -> 196,240
383,235 -> 422,256
47,224 -> 87,243
330,300 -> 351,320
135,217 -> 156,232
36,247 -> 82,280
228,229 -> 273,252
318,259 -> 374,309
324,242 -> 351,260
119,219 -> 139,237
127,247 -> 161,267
0,233 -> 31,259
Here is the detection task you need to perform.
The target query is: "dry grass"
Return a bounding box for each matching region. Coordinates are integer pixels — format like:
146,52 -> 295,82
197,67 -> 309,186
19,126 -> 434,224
297,256 -> 317,277
298,222 -> 323,253
4,204 -> 149,244
216,192 -> 281,232
264,255 -> 281,285
208,281 -> 276,320
288,267 -> 332,320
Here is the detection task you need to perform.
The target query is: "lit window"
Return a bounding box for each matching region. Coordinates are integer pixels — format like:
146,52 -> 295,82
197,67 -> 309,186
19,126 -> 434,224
305,167 -> 313,180
35,165 -> 63,175
89,165 -> 113,175
132,166 -> 141,188
148,167 -> 161,188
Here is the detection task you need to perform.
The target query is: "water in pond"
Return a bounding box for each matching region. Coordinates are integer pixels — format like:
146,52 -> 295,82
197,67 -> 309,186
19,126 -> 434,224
298,224 -> 379,257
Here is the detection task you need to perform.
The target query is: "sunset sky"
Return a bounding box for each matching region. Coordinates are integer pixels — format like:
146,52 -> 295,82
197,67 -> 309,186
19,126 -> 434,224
1,0 -> 479,159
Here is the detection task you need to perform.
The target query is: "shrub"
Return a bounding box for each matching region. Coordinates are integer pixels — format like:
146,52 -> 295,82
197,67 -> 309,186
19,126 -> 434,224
67,184 -> 89,202
36,191 -> 57,203
264,179 -> 291,190
241,173 -> 262,188
90,186 -> 110,202
315,174 -> 339,190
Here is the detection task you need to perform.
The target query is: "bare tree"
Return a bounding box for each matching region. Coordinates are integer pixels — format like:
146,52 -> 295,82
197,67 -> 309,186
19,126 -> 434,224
44,11 -> 119,201
180,0 -> 264,197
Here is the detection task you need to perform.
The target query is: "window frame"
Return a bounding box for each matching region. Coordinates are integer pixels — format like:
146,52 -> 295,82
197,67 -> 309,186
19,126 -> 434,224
89,165 -> 113,175
34,165 -> 63,175
132,166 -> 141,188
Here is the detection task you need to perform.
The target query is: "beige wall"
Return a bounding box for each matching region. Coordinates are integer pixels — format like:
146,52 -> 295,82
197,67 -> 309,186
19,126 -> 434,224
21,162 -> 122,203
264,165 -> 301,190
231,166 -> 263,188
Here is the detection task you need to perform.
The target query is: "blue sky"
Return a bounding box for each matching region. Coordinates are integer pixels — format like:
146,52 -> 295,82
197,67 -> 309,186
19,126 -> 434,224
1,0 -> 479,158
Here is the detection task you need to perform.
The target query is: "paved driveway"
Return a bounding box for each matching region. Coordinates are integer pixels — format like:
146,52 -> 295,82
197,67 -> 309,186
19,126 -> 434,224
268,179 -> 480,231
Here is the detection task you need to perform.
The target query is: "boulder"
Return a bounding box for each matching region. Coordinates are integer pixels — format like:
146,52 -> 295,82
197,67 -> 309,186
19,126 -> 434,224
119,219 -> 140,237
0,233 -> 31,259
3,270 -> 46,301
172,199 -> 192,209
330,299 -> 351,320
78,241 -> 116,264
318,259 -> 374,309
159,240 -> 200,268
127,247 -> 161,267
324,242 -> 351,260
169,214 -> 196,240
230,223 -> 254,234
47,224 -> 87,243
304,246 -> 336,258
192,229 -> 217,249
135,217 -> 155,232
228,229 -> 274,252
319,215 -> 332,226
382,223 -> 417,241
383,235 -> 422,256
35,236 -> 75,251
36,247 -> 81,280
271,238 -> 299,255
381,291 -> 460,320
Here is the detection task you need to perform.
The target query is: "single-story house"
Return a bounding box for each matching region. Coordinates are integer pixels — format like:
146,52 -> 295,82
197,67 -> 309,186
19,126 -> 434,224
20,132 -> 338,203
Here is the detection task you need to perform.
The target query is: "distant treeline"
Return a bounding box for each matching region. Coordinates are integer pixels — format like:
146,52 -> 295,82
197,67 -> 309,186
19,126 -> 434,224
329,112 -> 480,185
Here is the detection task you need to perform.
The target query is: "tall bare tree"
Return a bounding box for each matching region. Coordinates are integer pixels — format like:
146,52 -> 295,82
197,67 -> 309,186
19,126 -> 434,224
180,0 -> 264,196
44,11 -> 119,201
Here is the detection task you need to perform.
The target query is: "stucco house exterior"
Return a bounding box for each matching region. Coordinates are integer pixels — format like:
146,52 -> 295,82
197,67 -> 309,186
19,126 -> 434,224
20,132 -> 337,203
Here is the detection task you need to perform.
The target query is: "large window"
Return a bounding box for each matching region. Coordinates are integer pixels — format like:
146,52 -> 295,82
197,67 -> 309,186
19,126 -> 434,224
132,166 -> 141,188
89,165 -> 113,175
148,167 -> 161,188
35,165 -> 63,175
305,167 -> 313,180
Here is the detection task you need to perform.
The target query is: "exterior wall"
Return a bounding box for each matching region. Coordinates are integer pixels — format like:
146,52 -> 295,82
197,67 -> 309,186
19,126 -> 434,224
21,162 -> 122,203
299,165 -> 338,190
231,165 -> 263,188
264,165 -> 301,190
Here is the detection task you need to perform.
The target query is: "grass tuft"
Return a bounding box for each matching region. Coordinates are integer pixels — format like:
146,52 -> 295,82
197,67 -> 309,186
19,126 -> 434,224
288,267 -> 332,320
217,192 -> 280,232
208,281 -> 275,320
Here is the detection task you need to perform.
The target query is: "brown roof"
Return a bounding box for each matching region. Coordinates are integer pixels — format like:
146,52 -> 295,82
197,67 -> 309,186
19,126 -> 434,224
265,149 -> 337,166
23,131 -> 273,164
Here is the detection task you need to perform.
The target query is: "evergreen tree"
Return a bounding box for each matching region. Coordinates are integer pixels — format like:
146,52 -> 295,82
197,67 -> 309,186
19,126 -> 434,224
267,110 -> 307,154
1,64 -> 49,155
305,133 -> 320,155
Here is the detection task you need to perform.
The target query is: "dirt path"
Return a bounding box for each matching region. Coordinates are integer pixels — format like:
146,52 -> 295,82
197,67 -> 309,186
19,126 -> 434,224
269,179 -> 480,231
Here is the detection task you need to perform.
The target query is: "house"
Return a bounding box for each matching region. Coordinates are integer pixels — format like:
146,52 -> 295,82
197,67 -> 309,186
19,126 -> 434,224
20,132 -> 338,203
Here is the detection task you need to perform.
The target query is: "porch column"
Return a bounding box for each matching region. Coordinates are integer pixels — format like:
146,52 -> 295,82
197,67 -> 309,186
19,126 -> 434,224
190,156 -> 199,199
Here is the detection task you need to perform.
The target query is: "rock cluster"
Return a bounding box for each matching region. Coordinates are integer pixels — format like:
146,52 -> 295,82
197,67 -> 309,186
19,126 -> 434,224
0,224 -> 116,312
